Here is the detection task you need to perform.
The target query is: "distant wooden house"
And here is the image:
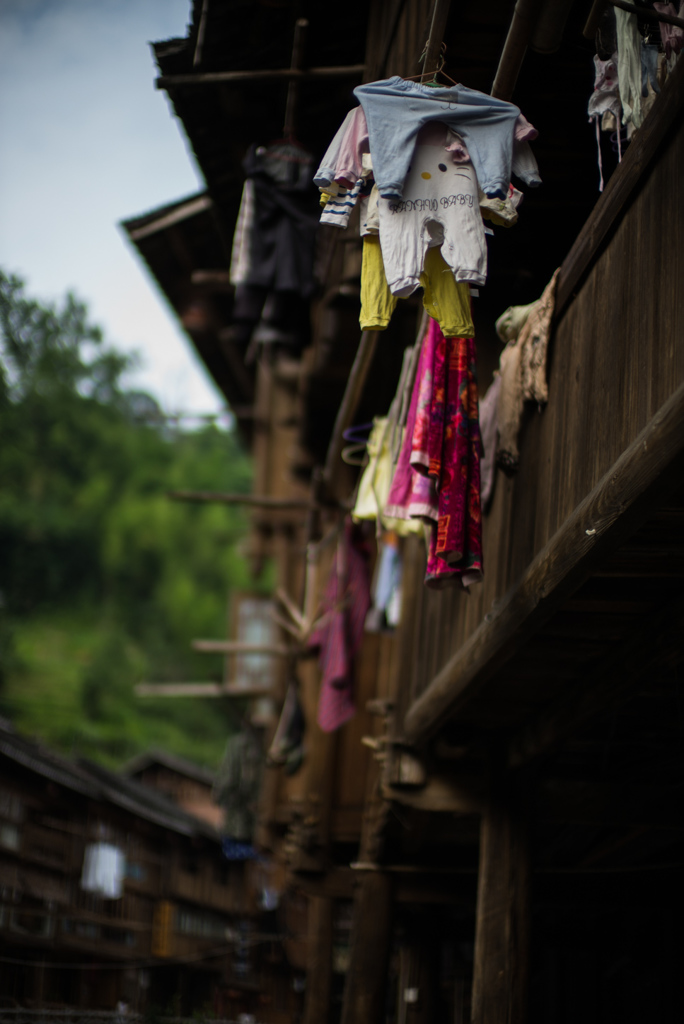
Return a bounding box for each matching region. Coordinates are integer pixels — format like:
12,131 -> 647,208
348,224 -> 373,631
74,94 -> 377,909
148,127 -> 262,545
0,722 -> 300,1020
125,3 -> 684,1023
123,749 -> 223,830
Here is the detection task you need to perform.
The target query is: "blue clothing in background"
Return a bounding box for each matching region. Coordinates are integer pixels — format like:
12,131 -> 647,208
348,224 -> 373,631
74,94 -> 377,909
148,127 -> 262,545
354,77 -> 522,201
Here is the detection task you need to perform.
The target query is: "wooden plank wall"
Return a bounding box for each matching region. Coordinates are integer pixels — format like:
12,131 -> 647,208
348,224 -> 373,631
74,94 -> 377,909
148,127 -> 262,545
399,106 -> 684,715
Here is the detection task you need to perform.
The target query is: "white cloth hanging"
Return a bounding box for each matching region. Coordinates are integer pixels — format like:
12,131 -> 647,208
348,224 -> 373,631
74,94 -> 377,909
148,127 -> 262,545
81,842 -> 125,899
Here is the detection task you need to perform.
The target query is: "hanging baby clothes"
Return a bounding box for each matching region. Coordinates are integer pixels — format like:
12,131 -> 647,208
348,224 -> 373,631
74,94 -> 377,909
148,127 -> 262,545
615,8 -> 644,129
376,122 -> 488,293
308,524 -> 370,732
365,532 -> 403,633
361,238 -> 475,337
385,319 -> 482,588
385,318 -> 440,525
417,328 -> 483,586
314,107 -> 364,188
353,77 -> 539,200
654,3 -> 684,59
496,269 -> 560,473
587,53 -> 623,191
478,371 -> 501,511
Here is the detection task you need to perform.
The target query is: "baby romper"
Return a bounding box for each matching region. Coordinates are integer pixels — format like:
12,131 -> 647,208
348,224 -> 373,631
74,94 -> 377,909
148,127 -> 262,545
377,122 -> 487,295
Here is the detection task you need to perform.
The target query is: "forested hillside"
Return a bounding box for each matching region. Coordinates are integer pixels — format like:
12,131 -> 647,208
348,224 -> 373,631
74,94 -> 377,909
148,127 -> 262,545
0,269 -> 265,769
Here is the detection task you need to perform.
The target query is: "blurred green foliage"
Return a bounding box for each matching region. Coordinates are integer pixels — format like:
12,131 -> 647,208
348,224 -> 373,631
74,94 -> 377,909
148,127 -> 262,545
0,269 -> 266,769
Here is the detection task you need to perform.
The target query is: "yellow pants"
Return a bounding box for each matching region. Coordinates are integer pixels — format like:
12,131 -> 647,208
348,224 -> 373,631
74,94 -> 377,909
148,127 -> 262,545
360,236 -> 474,337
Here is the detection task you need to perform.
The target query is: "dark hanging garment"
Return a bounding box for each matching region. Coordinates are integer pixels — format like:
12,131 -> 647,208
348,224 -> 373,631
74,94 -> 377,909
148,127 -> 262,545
240,141 -> 319,298
229,142 -> 318,356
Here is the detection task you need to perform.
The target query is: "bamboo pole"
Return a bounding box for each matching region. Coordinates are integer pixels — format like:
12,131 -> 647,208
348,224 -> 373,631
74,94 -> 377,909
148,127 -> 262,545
191,639 -> 292,655
491,0 -> 546,100
283,18 -> 308,139
156,65 -> 365,90
421,0 -> 453,76
135,682 -> 275,698
167,490 -> 313,510
608,0 -> 684,30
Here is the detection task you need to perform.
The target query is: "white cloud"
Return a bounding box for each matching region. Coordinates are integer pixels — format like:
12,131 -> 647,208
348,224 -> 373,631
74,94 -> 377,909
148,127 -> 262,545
0,0 -> 226,415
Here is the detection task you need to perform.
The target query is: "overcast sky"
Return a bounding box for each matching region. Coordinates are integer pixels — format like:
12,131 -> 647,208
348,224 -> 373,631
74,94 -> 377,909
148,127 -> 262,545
0,0 -> 229,418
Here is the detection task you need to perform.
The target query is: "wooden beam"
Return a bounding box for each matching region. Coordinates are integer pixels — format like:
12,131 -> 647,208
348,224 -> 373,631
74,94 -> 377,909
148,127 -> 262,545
167,489 -> 313,510
283,18 -> 308,140
403,380 -> 684,745
583,0 -> 608,39
350,862 -> 476,875
191,269 -> 233,290
156,64 -> 365,90
382,774 -> 483,815
556,52 -> 684,317
507,594 -> 684,771
340,872 -> 393,1024
421,0 -> 453,77
323,331 -> 379,487
125,195 -> 212,240
135,682 -> 274,698
191,639 -> 292,655
491,0 -> 546,101
302,896 -> 333,1024
607,0 -> 684,30
471,776 -> 531,1024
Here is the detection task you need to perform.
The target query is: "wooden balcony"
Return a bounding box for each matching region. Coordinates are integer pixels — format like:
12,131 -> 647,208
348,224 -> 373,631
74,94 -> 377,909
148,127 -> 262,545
396,57 -> 684,754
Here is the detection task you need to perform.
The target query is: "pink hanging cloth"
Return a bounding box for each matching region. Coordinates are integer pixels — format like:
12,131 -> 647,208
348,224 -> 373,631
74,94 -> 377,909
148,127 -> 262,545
309,523 -> 370,732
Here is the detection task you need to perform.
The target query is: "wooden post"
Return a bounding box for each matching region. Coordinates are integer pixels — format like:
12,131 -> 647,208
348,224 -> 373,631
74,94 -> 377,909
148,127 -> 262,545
340,871 -> 393,1024
397,925 -> 439,1024
303,896 -> 334,1024
491,0 -> 545,101
421,0 -> 453,77
283,19 -> 308,140
471,774 -> 531,1024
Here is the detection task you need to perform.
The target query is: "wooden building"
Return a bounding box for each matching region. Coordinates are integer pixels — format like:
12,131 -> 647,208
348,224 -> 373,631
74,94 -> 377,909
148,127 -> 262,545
124,2 -> 684,1022
0,721 -> 298,1020
123,749 -> 223,830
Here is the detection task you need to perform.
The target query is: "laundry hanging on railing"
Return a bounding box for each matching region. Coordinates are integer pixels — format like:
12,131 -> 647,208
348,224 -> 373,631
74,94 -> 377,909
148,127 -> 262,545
587,4 -> 681,191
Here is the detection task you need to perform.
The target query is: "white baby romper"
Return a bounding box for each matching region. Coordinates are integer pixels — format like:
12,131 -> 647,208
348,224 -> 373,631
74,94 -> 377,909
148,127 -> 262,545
377,122 -> 487,296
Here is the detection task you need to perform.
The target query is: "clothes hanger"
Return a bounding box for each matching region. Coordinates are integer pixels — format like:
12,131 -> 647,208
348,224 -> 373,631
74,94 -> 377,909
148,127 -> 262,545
343,422 -> 373,443
341,442 -> 369,466
403,44 -> 458,87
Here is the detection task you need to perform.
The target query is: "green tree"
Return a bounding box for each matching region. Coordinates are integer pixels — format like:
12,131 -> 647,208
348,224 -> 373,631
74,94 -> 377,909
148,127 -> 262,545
0,269 -> 262,768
